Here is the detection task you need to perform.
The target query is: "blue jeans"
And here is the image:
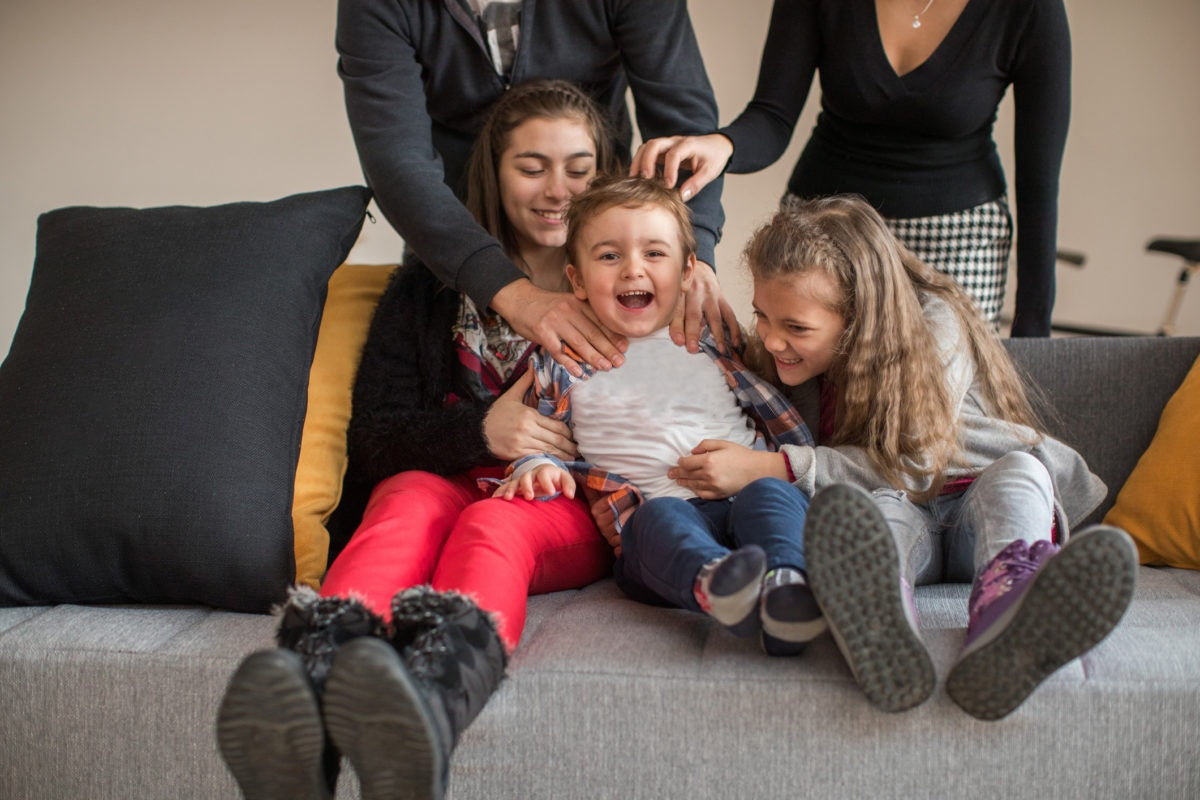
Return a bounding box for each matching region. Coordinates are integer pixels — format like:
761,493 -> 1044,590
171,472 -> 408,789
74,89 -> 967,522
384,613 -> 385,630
876,451 -> 1057,585
614,477 -> 810,612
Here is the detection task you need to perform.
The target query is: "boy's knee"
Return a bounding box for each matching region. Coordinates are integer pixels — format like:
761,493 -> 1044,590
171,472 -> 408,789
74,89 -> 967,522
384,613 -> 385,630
742,475 -> 796,497
744,476 -> 811,510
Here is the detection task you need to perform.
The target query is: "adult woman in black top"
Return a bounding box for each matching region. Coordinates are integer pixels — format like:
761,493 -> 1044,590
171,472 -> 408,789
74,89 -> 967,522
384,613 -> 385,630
633,0 -> 1070,337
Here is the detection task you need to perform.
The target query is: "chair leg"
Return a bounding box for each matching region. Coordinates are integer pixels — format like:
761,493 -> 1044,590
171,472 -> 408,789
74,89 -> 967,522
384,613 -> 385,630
1157,261 -> 1199,337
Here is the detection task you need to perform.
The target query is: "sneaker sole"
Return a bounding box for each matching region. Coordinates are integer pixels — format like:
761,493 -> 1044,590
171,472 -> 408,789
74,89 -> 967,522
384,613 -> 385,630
215,649 -> 331,800
805,484 -> 936,712
946,526 -> 1137,721
323,637 -> 443,800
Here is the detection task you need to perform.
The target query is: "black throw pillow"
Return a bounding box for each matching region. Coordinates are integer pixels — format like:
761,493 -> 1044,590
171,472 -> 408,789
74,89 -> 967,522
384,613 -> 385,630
0,186 -> 371,612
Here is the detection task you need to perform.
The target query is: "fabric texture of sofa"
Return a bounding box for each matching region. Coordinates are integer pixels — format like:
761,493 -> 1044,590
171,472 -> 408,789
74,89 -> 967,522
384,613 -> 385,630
2,334 -> 1200,799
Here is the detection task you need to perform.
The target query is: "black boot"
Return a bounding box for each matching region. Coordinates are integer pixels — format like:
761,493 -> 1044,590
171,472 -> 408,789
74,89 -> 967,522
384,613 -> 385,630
274,585 -> 388,691
323,587 -> 507,800
216,587 -> 386,800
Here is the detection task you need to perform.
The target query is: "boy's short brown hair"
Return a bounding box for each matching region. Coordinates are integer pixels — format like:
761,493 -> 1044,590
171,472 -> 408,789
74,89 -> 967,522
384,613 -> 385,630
565,175 -> 696,265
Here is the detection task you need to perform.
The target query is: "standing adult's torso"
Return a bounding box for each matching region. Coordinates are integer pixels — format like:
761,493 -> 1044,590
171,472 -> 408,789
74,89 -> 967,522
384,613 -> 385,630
792,0 -> 1047,216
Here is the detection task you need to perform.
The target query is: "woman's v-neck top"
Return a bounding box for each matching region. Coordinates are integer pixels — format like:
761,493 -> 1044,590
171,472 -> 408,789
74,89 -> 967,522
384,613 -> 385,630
721,0 -> 1070,220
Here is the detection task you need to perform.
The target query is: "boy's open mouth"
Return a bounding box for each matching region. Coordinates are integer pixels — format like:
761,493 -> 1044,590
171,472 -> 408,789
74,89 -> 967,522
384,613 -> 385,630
617,291 -> 653,309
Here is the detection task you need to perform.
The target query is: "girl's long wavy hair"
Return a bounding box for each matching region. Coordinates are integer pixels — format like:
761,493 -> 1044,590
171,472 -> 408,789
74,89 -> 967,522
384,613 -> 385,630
464,79 -> 620,256
745,196 -> 1043,500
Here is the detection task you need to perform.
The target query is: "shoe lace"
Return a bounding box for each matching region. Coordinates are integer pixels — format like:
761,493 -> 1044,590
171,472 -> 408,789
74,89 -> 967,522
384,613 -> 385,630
969,547 -> 1041,612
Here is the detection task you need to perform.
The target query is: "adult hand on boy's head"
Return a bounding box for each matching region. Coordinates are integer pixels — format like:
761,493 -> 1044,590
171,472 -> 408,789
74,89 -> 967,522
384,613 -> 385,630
630,133 -> 733,203
671,263 -> 741,354
491,280 -> 626,378
484,372 -> 578,461
669,439 -> 789,499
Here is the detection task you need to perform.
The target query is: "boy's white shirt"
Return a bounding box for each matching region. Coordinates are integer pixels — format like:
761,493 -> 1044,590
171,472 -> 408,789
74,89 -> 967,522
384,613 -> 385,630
513,328 -> 757,500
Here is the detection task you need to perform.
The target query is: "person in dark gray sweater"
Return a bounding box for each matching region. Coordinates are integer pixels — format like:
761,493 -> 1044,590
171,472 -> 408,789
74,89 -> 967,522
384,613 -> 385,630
337,0 -> 739,369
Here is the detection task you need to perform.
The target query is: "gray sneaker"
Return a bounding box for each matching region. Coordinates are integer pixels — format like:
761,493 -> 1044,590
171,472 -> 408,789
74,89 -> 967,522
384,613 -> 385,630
804,483 -> 936,712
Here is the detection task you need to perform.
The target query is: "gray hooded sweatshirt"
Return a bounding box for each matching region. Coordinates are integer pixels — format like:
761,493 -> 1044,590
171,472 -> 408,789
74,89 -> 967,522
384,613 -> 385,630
781,296 -> 1106,532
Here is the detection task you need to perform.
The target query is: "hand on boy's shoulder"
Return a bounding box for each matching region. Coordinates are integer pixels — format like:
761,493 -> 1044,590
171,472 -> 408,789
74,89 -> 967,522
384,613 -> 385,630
671,262 -> 742,355
492,280 -> 627,379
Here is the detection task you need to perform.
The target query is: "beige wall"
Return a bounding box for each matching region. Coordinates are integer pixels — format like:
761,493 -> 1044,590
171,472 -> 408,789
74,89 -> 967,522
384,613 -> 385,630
3,0 -> 1199,358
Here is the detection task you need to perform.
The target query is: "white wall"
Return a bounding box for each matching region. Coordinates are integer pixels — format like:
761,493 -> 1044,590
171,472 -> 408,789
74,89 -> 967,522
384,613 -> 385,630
3,0 -> 1199,359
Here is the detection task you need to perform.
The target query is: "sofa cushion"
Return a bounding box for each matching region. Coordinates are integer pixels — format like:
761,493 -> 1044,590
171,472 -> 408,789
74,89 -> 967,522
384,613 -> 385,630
292,263 -> 395,589
0,186 -> 370,612
1105,353 -> 1200,569
1002,336 -> 1200,523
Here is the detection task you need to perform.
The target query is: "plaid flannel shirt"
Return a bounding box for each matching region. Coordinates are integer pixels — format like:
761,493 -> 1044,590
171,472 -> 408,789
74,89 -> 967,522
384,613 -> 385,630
503,331 -> 813,533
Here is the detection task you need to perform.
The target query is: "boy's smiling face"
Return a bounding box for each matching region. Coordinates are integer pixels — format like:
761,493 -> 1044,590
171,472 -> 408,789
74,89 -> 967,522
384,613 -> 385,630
566,203 -> 695,339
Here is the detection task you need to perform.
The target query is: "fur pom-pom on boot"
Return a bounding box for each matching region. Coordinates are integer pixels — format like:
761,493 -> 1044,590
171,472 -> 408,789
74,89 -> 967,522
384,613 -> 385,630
274,585 -> 387,691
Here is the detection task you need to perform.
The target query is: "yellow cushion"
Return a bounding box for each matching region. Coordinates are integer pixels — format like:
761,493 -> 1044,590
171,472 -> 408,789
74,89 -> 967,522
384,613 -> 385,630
1104,353 -> 1200,570
292,263 -> 396,588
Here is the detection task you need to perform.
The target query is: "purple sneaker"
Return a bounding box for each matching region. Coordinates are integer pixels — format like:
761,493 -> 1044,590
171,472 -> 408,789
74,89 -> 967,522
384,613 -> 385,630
962,539 -> 1059,652
946,525 -> 1138,721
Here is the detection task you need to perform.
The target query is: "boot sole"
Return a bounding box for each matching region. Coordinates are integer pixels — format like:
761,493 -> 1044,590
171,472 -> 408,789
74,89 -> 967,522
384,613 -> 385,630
804,484 -> 936,712
215,649 -> 331,800
323,637 -> 444,800
946,526 -> 1137,721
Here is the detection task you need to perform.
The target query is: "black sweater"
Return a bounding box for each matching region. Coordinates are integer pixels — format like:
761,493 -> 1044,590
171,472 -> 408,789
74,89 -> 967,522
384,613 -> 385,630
336,0 -> 724,308
720,0 -> 1070,337
328,263 -> 502,557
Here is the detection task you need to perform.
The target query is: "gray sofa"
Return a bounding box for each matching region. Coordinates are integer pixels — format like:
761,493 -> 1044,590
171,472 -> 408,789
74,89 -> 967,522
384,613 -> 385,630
3,335 -> 1200,800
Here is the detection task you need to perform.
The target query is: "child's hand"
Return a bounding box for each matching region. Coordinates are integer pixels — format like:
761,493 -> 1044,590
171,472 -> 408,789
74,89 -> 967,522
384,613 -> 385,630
592,506 -> 634,557
669,439 -> 790,499
492,464 -> 576,501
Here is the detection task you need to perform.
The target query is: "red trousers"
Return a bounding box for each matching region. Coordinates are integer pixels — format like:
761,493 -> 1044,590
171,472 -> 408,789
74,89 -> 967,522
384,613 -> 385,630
320,468 -> 612,651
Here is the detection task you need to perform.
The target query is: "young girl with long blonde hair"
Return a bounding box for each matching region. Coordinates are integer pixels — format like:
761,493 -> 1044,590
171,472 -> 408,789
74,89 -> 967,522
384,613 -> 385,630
679,195 -> 1138,720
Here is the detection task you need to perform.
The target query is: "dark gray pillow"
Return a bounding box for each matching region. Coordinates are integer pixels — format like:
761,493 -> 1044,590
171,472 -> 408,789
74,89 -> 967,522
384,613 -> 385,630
0,186 -> 371,612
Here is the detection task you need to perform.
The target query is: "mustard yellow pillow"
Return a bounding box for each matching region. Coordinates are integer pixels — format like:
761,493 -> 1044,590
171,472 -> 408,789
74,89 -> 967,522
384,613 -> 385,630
293,263 -> 396,588
1104,353 -> 1200,569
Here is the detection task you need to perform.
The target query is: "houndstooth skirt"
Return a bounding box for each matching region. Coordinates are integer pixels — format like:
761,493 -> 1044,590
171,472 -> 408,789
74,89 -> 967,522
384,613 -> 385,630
782,194 -> 1013,326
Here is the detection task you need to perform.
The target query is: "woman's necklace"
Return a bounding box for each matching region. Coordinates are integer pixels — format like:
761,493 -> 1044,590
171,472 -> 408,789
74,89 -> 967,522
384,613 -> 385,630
911,0 -> 935,28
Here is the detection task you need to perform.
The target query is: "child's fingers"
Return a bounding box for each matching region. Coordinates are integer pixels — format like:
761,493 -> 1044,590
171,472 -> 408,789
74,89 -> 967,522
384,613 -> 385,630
535,469 -> 559,498
516,473 -> 538,501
